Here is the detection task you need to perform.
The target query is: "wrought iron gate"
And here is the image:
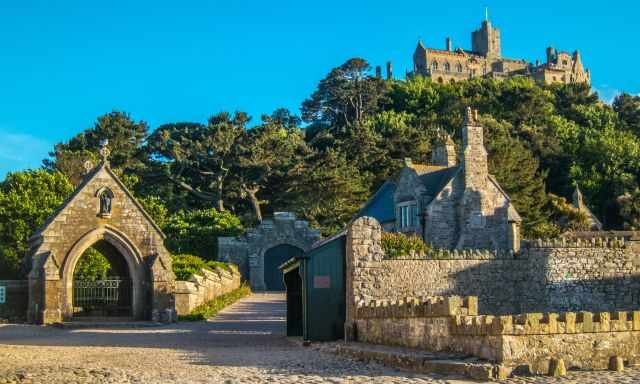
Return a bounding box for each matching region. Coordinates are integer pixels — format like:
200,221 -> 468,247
73,279 -> 132,317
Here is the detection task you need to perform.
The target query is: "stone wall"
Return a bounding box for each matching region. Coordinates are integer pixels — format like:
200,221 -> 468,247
354,296 -> 640,374
0,280 -> 28,322
346,217 -> 640,321
218,212 -> 321,290
174,266 -> 241,315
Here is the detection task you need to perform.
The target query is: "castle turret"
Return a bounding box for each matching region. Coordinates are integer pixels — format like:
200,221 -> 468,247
462,107 -> 487,191
546,46 -> 556,63
471,20 -> 501,58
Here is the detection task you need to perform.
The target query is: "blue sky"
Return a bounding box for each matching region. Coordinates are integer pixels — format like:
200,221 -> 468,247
0,1 -> 638,178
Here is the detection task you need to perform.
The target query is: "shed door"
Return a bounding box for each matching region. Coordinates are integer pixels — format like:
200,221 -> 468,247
264,244 -> 304,291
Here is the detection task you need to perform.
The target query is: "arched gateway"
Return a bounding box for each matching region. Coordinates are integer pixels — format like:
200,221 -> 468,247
26,146 -> 175,324
218,212 -> 320,291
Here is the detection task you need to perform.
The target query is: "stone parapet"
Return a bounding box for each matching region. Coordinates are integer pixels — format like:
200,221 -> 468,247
524,237 -> 626,249
174,266 -> 241,316
451,310 -> 640,336
357,296 -> 478,319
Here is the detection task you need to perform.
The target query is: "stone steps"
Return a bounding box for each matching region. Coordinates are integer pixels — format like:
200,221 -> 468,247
334,342 -> 502,381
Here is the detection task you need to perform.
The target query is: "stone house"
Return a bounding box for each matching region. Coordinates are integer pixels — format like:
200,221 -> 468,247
358,107 -> 521,251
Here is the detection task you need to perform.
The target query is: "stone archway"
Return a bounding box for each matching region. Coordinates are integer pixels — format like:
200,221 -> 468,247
218,212 -> 321,291
61,226 -> 145,320
26,149 -> 176,324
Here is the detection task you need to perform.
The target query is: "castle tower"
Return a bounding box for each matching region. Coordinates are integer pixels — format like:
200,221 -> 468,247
471,20 -> 501,58
462,107 -> 487,191
431,133 -> 457,167
413,40 -> 428,76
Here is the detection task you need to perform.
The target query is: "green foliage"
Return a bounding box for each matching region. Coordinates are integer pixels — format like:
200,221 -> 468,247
549,194 -> 590,232
73,247 -> 112,281
0,170 -> 73,279
617,189 -> 640,230
178,283 -> 251,321
381,232 -> 428,259
171,254 -> 235,281
138,195 -> 169,228
164,209 -> 243,261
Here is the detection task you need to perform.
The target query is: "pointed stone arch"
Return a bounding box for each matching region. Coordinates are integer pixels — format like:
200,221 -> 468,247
26,160 -> 175,324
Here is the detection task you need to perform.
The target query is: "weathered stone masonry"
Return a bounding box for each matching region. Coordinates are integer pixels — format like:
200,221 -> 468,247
346,217 -> 640,321
218,212 -> 321,290
174,266 -> 241,315
26,160 -> 176,324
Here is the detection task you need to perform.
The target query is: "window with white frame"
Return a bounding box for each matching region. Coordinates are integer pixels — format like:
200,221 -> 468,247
397,201 -> 418,229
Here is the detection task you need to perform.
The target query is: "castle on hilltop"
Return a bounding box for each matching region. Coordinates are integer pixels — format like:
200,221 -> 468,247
407,19 -> 590,85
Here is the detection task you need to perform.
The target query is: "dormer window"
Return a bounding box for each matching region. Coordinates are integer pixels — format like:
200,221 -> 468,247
397,201 -> 418,230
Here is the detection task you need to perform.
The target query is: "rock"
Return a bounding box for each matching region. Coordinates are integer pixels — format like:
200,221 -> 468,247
609,356 -> 625,372
548,358 -> 567,377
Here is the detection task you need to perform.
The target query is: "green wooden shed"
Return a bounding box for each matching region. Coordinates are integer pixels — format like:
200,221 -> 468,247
279,231 -> 346,341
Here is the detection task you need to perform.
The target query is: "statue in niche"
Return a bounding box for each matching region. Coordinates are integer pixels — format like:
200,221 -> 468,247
98,189 -> 113,217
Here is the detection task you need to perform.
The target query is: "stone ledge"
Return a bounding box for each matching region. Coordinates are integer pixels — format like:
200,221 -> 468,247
450,310 -> 640,336
334,342 -> 502,381
356,295 -> 478,318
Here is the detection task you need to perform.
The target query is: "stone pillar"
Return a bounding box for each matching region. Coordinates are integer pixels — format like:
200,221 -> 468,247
345,216 -> 383,340
150,253 -> 176,323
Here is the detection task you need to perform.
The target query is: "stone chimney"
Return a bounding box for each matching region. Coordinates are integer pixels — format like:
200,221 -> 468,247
446,37 -> 452,52
375,65 -> 382,79
431,133 -> 456,167
546,46 -> 556,64
462,107 -> 487,191
386,61 -> 393,80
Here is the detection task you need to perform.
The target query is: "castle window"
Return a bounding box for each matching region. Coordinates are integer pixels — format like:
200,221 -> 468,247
431,61 -> 438,72
456,63 -> 463,73
562,60 -> 568,66
444,62 -> 451,72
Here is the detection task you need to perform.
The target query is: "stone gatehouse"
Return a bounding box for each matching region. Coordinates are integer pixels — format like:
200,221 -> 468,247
218,212 -> 321,291
26,147 -> 176,324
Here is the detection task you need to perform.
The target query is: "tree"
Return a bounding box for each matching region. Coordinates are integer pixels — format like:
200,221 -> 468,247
0,170 -> 73,278
233,112 -> 311,222
147,112 -> 248,212
163,208 -> 244,261
73,247 -> 112,281
45,111 -> 149,173
289,149 -> 369,235
613,93 -> 640,135
302,58 -> 387,132
482,116 -> 552,237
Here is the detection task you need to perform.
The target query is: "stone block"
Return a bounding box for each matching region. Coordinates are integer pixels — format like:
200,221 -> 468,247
578,311 -> 594,333
632,311 -> 640,331
561,312 -> 576,333
548,358 -> 566,377
609,356 -> 624,372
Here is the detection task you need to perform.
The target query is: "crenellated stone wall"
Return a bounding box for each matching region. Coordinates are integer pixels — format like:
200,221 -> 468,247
346,217 -> 640,322
354,296 -> 640,374
174,266 -> 242,315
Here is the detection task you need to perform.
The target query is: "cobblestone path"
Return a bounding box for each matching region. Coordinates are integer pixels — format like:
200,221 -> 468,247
0,293 -> 639,383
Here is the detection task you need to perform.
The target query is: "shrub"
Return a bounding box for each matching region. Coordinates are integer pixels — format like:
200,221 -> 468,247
381,231 -> 428,259
164,209 -> 244,261
179,283 -> 251,321
172,253 -> 237,281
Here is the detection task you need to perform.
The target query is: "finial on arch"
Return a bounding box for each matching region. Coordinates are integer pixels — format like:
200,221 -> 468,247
99,139 -> 111,164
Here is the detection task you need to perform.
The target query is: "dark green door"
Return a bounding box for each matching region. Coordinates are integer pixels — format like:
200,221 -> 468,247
264,244 -> 303,291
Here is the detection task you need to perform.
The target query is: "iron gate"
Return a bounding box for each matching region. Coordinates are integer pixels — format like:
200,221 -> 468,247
73,279 -> 132,317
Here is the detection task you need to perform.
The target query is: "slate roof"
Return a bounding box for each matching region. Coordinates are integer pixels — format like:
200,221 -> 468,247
355,180 -> 397,224
417,166 -> 460,206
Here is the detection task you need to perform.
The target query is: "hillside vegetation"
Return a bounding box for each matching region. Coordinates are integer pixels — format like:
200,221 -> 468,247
1,57 -> 639,278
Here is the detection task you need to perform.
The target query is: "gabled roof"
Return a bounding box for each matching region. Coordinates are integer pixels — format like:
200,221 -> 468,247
355,180 -> 397,224
416,165 -> 460,205
31,162 -> 166,241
